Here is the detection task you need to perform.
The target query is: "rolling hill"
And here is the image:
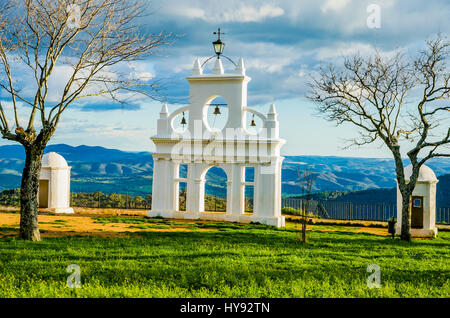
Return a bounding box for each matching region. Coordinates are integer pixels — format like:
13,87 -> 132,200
0,144 -> 449,202
301,172 -> 450,208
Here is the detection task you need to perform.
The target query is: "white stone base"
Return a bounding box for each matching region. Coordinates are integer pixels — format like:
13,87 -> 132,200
395,226 -> 437,238
49,207 -> 75,214
148,210 -> 285,228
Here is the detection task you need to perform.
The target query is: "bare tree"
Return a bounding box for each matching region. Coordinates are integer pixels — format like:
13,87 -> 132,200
308,36 -> 449,241
297,168 -> 316,243
0,0 -> 173,241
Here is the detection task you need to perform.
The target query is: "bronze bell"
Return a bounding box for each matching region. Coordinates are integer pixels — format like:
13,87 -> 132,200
250,114 -> 256,127
213,105 -> 221,115
180,112 -> 187,126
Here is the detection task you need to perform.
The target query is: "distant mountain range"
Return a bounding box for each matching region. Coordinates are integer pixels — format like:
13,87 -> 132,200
0,144 -> 449,205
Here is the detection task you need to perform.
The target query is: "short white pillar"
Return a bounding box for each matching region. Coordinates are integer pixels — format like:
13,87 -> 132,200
39,152 -> 74,214
395,164 -> 439,238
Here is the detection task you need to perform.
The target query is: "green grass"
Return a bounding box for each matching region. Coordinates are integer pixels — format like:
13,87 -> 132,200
0,221 -> 449,298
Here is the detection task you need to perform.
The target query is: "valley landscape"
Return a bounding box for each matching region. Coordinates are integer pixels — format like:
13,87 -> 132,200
1,144 -> 449,206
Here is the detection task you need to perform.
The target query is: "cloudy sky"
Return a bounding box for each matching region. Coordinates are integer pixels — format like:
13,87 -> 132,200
1,0 -> 449,157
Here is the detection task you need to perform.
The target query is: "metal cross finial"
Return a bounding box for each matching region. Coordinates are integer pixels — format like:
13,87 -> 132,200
213,28 -> 224,40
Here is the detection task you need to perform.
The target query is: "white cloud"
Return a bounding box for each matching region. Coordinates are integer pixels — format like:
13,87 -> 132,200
321,0 -> 352,13
245,57 -> 291,74
169,4 -> 284,23
178,7 -> 206,20
315,42 -> 376,60
222,4 -> 285,22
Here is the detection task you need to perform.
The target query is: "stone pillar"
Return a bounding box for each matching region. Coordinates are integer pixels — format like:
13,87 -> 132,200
185,164 -> 204,218
253,165 -> 261,215
164,160 -> 178,212
226,180 -> 233,214
185,163 -> 195,213
150,158 -> 166,212
253,159 -> 284,227
186,179 -> 204,217
230,165 -> 244,216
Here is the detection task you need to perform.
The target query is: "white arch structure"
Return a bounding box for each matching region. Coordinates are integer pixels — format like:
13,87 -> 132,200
149,57 -> 286,227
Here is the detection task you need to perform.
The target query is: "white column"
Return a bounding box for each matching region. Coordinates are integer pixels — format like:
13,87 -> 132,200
186,163 -> 194,213
426,183 -> 437,231
185,164 -> 204,216
186,179 -> 204,214
151,158 -> 166,212
230,165 -> 244,215
253,159 -> 284,227
253,165 -> 261,215
226,181 -> 232,214
164,160 -> 178,212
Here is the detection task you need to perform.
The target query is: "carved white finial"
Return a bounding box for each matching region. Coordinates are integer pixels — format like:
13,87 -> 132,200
268,103 -> 277,114
212,58 -> 224,75
267,104 -> 277,121
235,57 -> 245,75
192,58 -> 203,76
160,103 -> 169,118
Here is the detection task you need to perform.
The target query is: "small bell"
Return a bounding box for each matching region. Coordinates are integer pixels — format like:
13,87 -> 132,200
250,114 -> 256,127
180,112 -> 187,126
213,105 -> 221,115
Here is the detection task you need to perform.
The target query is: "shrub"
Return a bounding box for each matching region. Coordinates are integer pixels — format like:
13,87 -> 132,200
281,207 -> 300,215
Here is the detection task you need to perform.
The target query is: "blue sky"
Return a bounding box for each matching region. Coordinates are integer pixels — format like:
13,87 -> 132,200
1,0 -> 449,157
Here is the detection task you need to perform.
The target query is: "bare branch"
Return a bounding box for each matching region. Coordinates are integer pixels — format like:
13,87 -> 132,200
0,0 -> 174,145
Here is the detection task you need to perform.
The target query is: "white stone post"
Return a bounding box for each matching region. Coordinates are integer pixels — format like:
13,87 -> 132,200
230,165 -> 244,219
226,180 -> 233,214
165,160 -> 178,212
185,164 -> 204,218
150,158 -> 165,212
253,159 -> 284,227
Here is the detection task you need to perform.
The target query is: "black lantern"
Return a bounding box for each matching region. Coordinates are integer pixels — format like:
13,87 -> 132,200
212,28 -> 225,57
213,105 -> 221,115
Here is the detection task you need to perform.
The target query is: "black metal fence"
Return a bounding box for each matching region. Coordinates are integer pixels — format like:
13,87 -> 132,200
70,192 -> 152,210
437,207 -> 450,224
282,197 -> 450,224
2,189 -> 449,224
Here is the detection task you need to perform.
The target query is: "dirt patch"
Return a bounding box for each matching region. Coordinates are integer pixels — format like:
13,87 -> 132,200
285,215 -> 388,227
0,209 -> 396,239
287,221 -> 390,236
0,212 -> 217,238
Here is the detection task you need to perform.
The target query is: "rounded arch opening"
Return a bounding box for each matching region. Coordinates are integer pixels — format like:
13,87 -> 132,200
172,111 -> 189,133
203,96 -> 229,133
169,106 -> 190,134
244,112 -> 264,135
243,107 -> 266,135
203,165 -> 228,212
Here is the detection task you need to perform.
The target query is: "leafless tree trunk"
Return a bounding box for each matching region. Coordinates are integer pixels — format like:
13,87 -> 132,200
0,0 -> 173,240
308,36 -> 449,241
